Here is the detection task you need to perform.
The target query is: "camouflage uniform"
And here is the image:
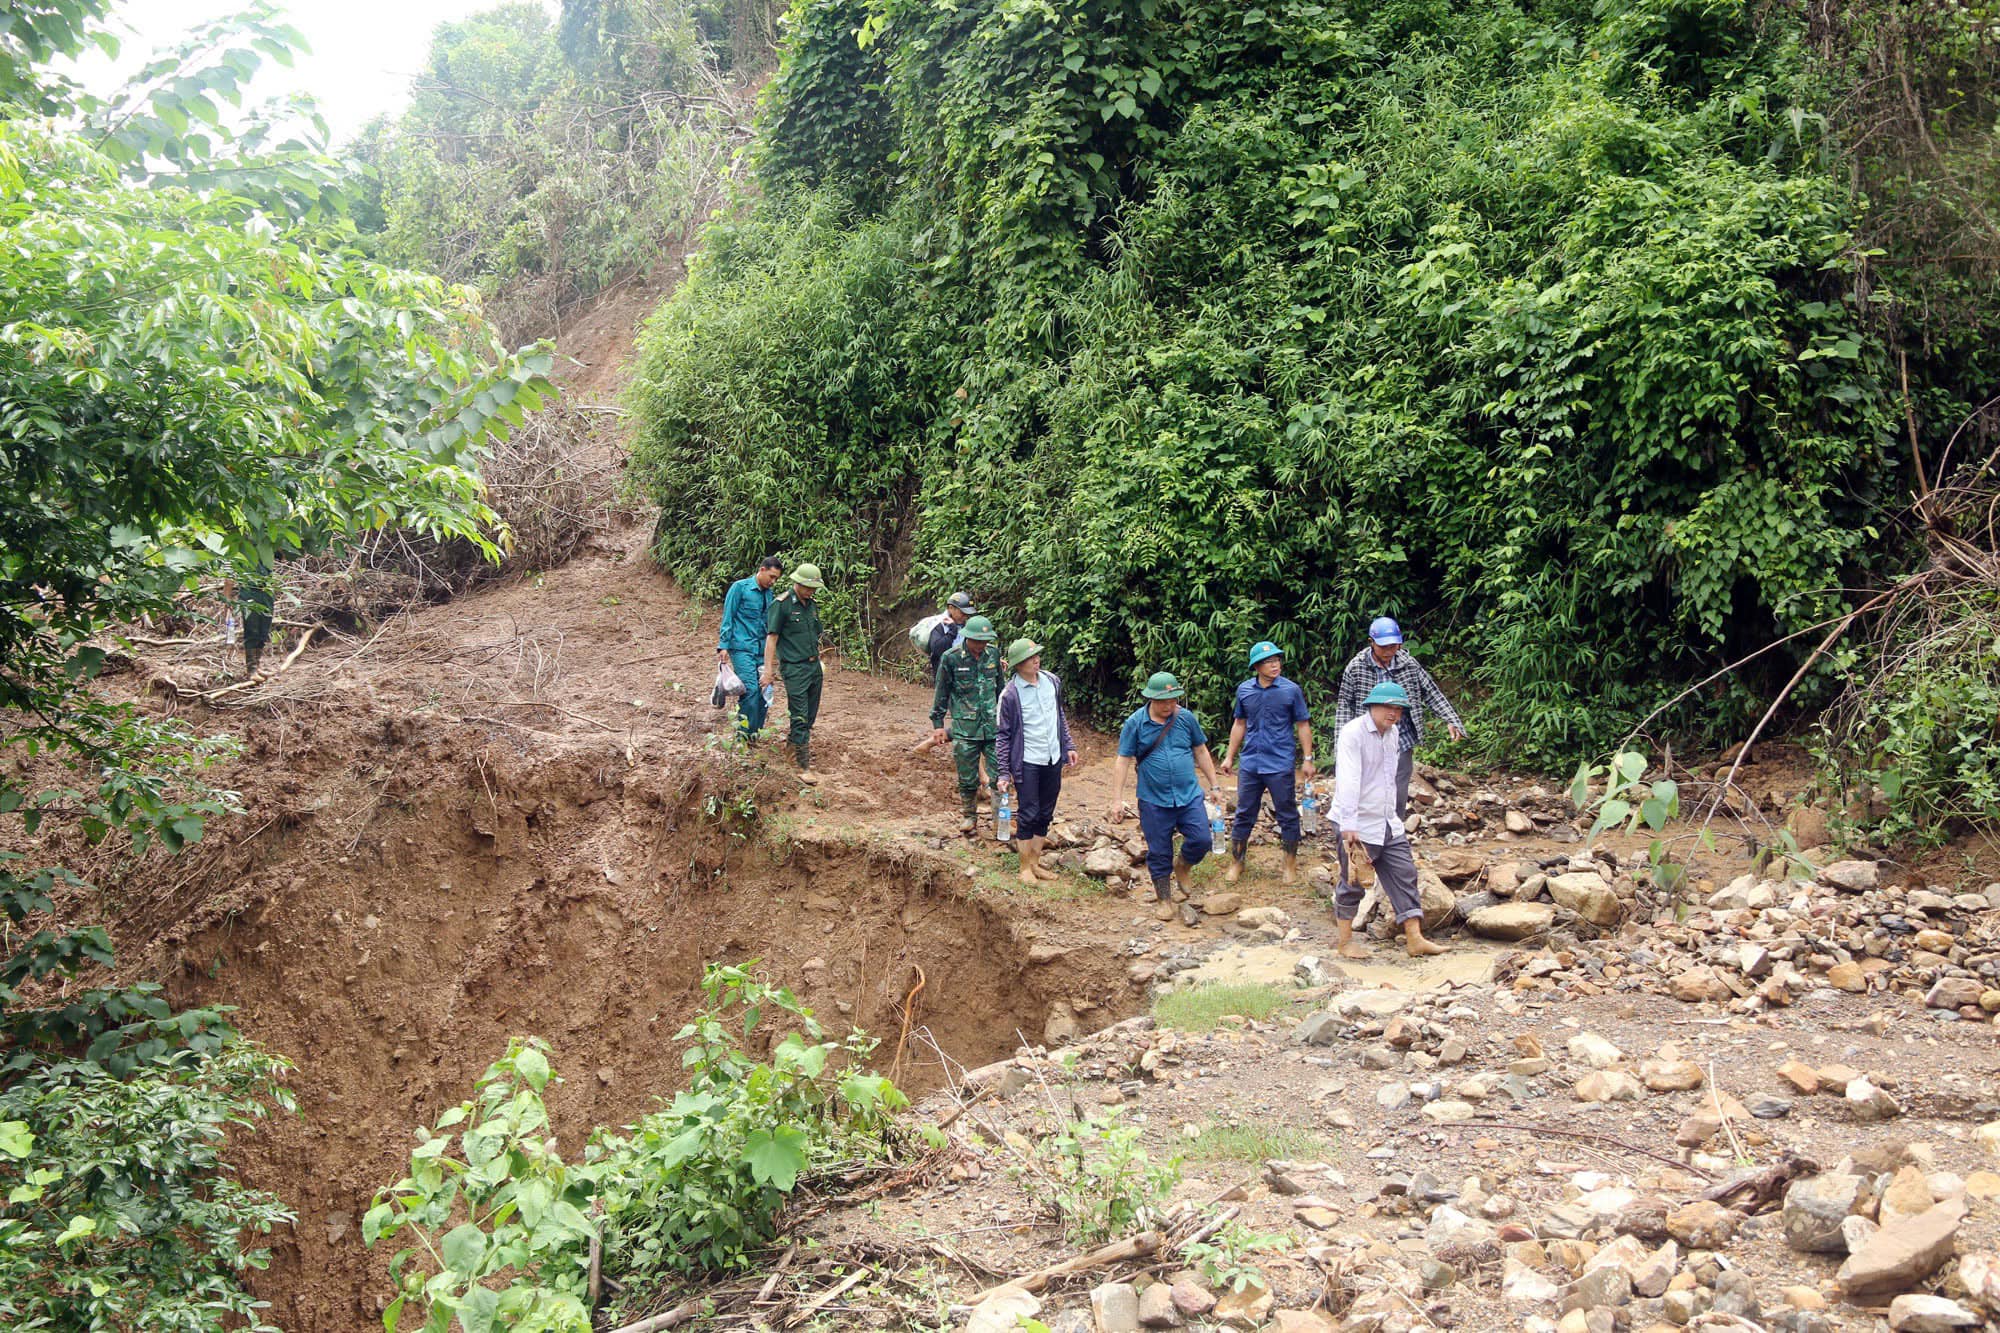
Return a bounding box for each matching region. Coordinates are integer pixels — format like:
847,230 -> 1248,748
931,640 -> 1003,826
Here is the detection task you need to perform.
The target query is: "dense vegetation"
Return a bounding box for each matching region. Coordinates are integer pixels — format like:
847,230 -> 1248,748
0,1 -> 549,1319
627,0 -> 2000,827
358,0 -> 780,342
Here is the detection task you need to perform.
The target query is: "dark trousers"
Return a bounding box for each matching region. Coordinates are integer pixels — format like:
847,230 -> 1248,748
728,650 -> 766,735
1138,798 -> 1212,884
1230,767 -> 1299,844
1015,763 -> 1063,840
780,660 -> 822,750
1334,827 -> 1424,924
1395,746 -> 1414,820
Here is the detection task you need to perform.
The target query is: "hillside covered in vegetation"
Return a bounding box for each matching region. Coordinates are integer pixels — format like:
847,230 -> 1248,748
627,0 -> 2000,828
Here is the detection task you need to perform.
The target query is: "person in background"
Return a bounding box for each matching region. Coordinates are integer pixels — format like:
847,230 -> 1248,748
995,638 -> 1078,884
926,592 -> 977,680
1332,680 -> 1446,959
762,563 -> 826,775
931,615 -> 1005,834
1334,615 -> 1464,820
1108,672 -> 1223,922
221,572 -> 274,677
718,556 -> 782,739
1218,640 -> 1314,885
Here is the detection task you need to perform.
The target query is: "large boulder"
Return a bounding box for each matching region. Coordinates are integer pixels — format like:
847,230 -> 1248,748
1547,871 -> 1624,927
1419,870 -> 1456,932
1466,902 -> 1555,941
1838,1199 -> 1966,1299
1820,859 -> 1880,892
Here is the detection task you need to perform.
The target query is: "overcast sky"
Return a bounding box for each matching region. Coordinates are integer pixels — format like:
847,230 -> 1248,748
73,0 -> 551,145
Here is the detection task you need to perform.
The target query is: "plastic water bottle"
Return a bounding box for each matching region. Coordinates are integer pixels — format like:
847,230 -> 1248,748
762,682 -> 775,708
1301,781 -> 1321,836
995,787 -> 1014,843
223,610 -> 239,646
1207,793 -> 1225,840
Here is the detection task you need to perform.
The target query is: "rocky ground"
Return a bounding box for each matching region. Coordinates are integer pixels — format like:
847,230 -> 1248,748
793,810 -> 2000,1333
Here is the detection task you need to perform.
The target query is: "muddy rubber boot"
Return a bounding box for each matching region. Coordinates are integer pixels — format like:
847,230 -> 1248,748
1151,877 -> 1176,921
1281,841 -> 1299,886
1172,856 -> 1194,902
1223,838 -> 1247,884
959,794 -> 979,837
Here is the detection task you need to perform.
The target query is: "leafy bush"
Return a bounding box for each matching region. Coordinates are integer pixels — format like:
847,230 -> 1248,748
628,0 -> 2000,775
1013,1106 -> 1179,1246
365,964 -> 907,1329
0,1043 -> 296,1331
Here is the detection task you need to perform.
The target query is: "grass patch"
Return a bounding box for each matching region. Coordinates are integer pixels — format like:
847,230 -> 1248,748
1152,982 -> 1294,1033
1182,1122 -> 1326,1163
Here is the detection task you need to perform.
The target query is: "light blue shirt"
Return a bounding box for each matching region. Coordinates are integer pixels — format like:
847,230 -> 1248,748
719,575 -> 773,655
1015,673 -> 1061,765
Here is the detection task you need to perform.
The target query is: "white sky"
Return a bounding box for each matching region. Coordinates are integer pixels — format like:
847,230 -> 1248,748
75,0 -> 554,145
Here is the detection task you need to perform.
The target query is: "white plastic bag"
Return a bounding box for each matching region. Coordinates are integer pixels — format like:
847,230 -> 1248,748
712,661 -> 745,707
909,611 -> 948,651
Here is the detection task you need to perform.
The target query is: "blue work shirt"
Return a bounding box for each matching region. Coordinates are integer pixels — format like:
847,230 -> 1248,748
719,576 -> 774,656
1117,706 -> 1209,809
1233,675 -> 1309,775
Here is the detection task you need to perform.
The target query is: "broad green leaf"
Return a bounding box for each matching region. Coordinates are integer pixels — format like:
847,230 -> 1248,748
439,1222 -> 485,1276
742,1125 -> 807,1191
0,1120 -> 32,1158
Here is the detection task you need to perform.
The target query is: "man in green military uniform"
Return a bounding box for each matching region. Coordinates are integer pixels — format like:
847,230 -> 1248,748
930,615 -> 1003,835
761,562 -> 826,773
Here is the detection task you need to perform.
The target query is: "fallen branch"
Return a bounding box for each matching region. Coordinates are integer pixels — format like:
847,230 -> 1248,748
972,1229 -> 1164,1301
606,1298 -> 705,1333
783,1266 -> 870,1328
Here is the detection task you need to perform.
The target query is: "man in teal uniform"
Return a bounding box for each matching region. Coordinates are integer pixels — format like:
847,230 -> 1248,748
762,563 -> 826,772
930,615 -> 1004,834
1108,671 -> 1224,921
718,556 -> 782,738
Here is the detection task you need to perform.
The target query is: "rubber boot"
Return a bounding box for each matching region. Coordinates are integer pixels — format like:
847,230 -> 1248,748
1172,856 -> 1194,902
1223,838 -> 1247,884
959,792 -> 978,836
1151,877 -> 1176,921
1281,840 -> 1299,886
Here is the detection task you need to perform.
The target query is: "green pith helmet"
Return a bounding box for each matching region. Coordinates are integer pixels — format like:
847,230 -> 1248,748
1005,638 -> 1042,670
790,562 -> 824,588
1248,640 -> 1282,668
961,615 -> 998,642
1363,680 -> 1410,708
1141,671 -> 1185,700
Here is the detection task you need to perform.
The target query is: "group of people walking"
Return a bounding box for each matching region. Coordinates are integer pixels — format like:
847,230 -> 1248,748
718,559 -> 1468,954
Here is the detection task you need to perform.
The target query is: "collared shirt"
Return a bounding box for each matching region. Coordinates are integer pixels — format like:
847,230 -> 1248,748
767,592 -> 822,664
1333,712 -> 1406,843
719,575 -> 774,655
931,644 -> 1002,738
1015,672 -> 1062,766
1117,706 -> 1208,809
1233,675 -> 1309,775
1334,647 -> 1464,752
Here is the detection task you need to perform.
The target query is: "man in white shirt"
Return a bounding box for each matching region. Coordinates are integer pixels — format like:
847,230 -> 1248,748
1332,681 -> 1445,960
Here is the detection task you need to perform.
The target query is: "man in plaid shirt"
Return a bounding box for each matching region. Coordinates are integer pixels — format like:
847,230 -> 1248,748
1334,616 -> 1465,821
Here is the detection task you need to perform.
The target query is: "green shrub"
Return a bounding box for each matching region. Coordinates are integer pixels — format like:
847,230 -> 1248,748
0,1043 -> 296,1331
364,965 -> 907,1329
1014,1107 -> 1180,1245
626,0 -> 1988,765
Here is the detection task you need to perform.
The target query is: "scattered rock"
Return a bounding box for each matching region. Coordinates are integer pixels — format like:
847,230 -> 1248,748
1670,966 -> 1732,1004
1847,1076 -> 1903,1122
1332,989 -> 1412,1020
1199,892 -> 1244,917
1547,872 -> 1623,927
1567,1032 -> 1623,1069
1640,1058 -> 1704,1092
1820,859 -> 1880,892
1630,1240 -> 1678,1297
1837,1199 -> 1966,1299
1292,1013 -> 1342,1047
1211,1273 -> 1273,1328
1666,1200 -> 1740,1250
1886,1294 -> 1982,1331
967,1285 -> 1042,1333
1776,1060 -> 1820,1095
1168,1281 -> 1216,1318
1090,1281 -> 1141,1333
1783,1173 -> 1865,1254
1925,977 -> 1984,1010
1137,1281 -> 1181,1328
1575,1070 -> 1644,1103
1880,1166 -> 1937,1230
1269,1311 -> 1334,1333
1826,961 -> 1868,992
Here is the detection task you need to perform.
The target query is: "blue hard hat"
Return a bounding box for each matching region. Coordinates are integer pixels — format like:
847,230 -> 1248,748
1363,680 -> 1410,708
1248,640 -> 1282,668
1368,616 -> 1403,646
